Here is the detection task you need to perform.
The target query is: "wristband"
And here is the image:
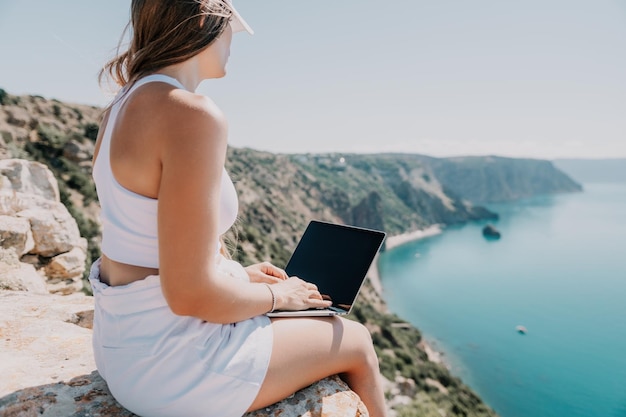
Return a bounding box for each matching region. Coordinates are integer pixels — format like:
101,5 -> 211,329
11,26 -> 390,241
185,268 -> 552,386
264,283 -> 276,313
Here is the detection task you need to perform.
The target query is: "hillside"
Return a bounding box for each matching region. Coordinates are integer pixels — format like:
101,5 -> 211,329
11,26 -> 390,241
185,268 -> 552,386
0,88 -> 581,416
427,155 -> 582,203
223,149 -> 500,266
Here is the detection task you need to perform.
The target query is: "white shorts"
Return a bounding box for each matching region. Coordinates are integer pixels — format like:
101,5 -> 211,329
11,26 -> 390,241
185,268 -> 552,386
89,257 -> 273,417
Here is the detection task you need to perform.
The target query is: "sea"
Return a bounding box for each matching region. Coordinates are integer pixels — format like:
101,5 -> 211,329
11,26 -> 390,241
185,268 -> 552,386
378,182 -> 626,417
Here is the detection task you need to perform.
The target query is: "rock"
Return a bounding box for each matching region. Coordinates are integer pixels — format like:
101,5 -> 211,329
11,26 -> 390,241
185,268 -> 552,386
482,224 -> 501,239
0,371 -> 139,417
0,249 -> 47,293
46,247 -> 87,279
0,160 -> 87,293
0,185 -> 77,259
18,207 -> 83,257
246,376 -> 368,417
0,161 -> 76,255
0,290 -> 369,417
0,214 -> 34,255
0,159 -> 60,202
0,372 -> 366,417
44,247 -> 87,294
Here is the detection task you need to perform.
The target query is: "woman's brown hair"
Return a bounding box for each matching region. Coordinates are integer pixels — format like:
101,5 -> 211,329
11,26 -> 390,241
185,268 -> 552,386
99,0 -> 233,89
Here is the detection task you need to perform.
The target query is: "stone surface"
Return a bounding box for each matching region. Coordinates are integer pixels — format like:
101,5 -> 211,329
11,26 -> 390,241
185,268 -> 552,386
0,371 -> 137,417
45,247 -> 87,279
44,247 -> 87,294
0,290 -> 369,417
0,371 -> 367,417
0,215 -> 34,255
246,375 -> 368,417
0,159 -> 59,202
0,159 -> 87,293
0,248 -> 47,293
0,291 -> 96,396
18,207 -> 82,257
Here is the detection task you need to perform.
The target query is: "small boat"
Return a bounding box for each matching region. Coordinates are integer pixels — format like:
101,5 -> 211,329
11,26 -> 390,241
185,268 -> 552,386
516,325 -> 527,334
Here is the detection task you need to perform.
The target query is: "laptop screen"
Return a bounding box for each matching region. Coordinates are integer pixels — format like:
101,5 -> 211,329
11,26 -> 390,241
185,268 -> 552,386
284,221 -> 386,311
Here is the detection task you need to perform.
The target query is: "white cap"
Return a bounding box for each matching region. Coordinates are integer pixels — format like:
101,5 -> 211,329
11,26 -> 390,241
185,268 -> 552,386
228,1 -> 254,35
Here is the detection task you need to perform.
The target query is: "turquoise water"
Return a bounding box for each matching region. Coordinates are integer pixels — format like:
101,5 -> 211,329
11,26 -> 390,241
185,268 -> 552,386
378,183 -> 626,417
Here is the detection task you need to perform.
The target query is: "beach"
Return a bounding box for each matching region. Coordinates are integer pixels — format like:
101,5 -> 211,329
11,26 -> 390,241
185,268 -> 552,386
384,225 -> 443,251
370,224 -> 450,371
370,224 -> 443,296
369,225 -> 443,295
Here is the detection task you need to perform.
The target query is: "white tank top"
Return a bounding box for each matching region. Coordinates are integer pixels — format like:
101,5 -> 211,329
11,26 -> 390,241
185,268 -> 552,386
93,74 -> 238,268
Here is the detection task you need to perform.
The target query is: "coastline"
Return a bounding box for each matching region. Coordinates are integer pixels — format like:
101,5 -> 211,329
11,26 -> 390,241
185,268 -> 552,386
418,339 -> 450,369
384,224 -> 443,251
370,224 -> 444,306
370,223 -> 450,369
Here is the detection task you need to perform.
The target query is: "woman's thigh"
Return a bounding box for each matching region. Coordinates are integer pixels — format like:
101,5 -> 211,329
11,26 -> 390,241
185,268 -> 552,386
248,316 -> 373,411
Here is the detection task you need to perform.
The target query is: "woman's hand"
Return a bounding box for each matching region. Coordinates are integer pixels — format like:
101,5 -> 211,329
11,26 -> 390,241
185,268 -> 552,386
245,262 -> 288,284
269,277 -> 333,311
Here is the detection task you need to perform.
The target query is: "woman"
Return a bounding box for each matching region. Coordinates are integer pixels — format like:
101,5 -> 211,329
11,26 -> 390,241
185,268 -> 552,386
90,1 -> 387,416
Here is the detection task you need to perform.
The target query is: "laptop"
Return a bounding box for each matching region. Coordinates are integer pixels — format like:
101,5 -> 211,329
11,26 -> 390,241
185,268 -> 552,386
266,220 -> 386,317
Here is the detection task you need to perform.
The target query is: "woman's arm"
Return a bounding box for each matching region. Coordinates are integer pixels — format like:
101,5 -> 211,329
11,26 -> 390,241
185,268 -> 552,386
155,90 -> 329,323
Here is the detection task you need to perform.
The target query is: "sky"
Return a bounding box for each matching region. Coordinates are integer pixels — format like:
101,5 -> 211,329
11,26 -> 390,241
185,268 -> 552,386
1,0 -> 625,159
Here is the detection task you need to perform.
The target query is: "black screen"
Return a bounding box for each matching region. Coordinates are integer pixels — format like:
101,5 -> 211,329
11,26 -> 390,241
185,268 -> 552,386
284,221 -> 386,310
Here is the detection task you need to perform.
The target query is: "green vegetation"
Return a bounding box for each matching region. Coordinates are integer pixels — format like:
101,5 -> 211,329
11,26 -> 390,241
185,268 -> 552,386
0,89 -> 20,106
83,123 -> 99,141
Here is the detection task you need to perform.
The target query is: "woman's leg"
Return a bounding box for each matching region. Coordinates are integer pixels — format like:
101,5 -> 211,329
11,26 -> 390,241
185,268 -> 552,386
248,316 -> 387,417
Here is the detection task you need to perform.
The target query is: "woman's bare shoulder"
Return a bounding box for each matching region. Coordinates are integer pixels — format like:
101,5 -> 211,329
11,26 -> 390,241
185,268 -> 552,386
127,83 -> 228,151
169,89 -> 227,134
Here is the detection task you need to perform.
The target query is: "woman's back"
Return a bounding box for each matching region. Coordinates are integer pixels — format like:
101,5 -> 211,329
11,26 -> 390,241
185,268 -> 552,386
93,74 -> 237,285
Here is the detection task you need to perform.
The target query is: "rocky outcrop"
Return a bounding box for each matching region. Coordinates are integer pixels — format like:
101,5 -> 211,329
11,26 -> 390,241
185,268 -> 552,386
0,159 -> 86,294
482,224 -> 501,239
0,290 -> 369,417
1,371 -> 366,417
247,376 -> 368,417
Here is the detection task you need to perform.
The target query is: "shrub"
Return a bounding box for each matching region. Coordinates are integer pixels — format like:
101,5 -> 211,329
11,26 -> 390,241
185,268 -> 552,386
83,123 -> 99,141
73,107 -> 84,121
37,124 -> 69,148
